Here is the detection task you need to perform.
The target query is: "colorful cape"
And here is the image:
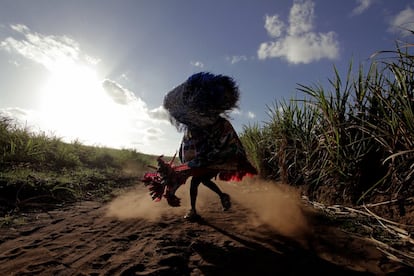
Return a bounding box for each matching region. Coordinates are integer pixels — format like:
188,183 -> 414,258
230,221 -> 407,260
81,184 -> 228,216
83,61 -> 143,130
142,118 -> 257,206
141,153 -> 256,207
142,72 -> 257,206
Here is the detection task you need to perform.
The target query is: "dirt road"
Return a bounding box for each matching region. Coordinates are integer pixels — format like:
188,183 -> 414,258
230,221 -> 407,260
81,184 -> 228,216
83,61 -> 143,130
0,179 -> 411,275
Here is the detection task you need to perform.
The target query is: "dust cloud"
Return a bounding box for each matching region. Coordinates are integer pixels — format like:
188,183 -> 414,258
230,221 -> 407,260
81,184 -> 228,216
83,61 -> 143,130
224,177 -> 310,240
105,176 -> 310,242
105,186 -> 186,221
105,162 -> 186,221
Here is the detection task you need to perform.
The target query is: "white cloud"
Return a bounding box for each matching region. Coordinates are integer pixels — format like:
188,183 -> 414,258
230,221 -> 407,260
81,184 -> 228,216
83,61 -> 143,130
102,79 -> 137,105
144,127 -> 164,142
247,111 -> 256,119
259,32 -> 339,64
10,24 -> 29,33
0,24 -> 97,71
230,108 -> 241,115
227,55 -> 249,64
120,73 -> 129,81
288,0 -> 314,36
190,60 -> 204,68
148,106 -> 170,121
388,6 -> 414,37
84,55 -> 101,65
258,0 -> 339,64
230,108 -> 256,120
102,78 -> 170,121
0,107 -> 30,122
265,15 -> 285,38
351,0 -> 375,16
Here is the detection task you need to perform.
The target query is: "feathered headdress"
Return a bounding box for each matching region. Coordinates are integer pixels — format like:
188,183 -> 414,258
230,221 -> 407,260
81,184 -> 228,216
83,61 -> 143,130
163,72 -> 239,130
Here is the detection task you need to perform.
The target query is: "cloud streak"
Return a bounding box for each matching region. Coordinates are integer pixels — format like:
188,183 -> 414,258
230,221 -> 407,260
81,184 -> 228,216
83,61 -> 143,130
102,79 -> 137,105
226,55 -> 249,64
351,0 -> 375,16
388,6 -> 414,37
190,60 -> 204,68
257,0 -> 339,64
0,24 -> 98,70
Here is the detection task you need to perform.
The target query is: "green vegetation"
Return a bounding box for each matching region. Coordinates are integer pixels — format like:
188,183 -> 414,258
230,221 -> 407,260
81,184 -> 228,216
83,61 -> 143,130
240,34 -> 414,206
0,116 -> 155,218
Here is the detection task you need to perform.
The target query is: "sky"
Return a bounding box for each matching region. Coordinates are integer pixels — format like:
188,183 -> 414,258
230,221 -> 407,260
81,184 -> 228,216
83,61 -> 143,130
0,0 -> 413,156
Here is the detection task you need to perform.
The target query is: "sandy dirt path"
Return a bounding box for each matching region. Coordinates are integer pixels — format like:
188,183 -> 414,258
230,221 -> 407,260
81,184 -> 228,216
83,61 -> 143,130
0,179 -> 411,275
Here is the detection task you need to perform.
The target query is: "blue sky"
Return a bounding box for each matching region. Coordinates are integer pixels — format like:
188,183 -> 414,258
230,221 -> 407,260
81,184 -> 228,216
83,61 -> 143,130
0,0 -> 413,155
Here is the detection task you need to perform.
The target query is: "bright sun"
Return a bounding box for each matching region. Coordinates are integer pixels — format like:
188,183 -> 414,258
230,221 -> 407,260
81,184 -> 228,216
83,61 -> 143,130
39,61 -> 125,146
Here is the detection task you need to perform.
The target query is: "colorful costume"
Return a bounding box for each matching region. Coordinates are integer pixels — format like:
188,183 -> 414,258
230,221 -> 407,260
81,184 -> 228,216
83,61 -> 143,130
142,72 -> 257,209
179,117 -> 257,181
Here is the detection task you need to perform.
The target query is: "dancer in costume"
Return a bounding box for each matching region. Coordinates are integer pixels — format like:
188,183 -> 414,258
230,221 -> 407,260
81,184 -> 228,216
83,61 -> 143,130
163,72 -> 257,221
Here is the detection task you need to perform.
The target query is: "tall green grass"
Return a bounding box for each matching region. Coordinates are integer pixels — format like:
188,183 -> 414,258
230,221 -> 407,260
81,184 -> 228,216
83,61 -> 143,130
241,35 -> 414,205
0,116 -> 154,215
0,116 -> 153,171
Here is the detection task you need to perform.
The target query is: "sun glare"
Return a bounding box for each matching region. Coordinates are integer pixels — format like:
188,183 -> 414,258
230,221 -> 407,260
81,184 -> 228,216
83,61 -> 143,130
39,61 -> 125,147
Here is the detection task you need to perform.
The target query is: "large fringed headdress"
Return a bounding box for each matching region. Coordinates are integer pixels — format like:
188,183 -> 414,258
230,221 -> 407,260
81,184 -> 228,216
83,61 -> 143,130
163,72 -> 240,130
